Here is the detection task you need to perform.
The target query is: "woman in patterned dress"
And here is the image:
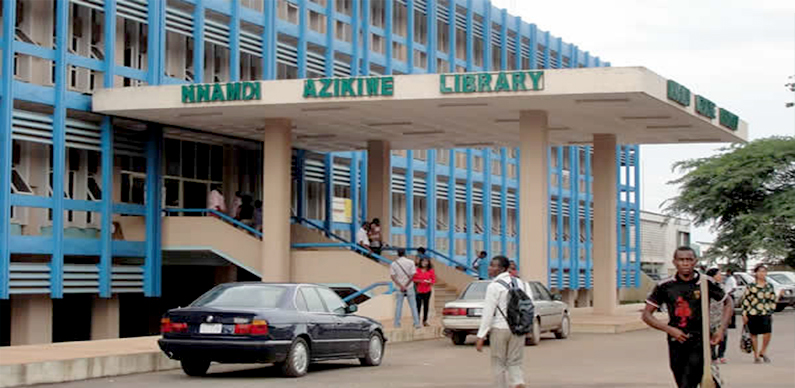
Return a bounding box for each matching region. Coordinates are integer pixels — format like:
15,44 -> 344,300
741,264 -> 776,363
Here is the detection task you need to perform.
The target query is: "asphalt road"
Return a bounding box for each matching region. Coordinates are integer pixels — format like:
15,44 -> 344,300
40,310 -> 794,388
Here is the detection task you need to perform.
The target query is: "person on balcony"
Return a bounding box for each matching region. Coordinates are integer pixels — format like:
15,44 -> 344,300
206,186 -> 226,218
230,191 -> 243,218
237,195 -> 255,228
413,256 -> 436,327
368,218 -> 383,255
356,221 -> 371,253
390,248 -> 421,329
253,200 -> 263,232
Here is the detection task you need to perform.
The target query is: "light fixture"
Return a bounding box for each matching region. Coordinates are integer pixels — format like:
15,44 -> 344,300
574,98 -> 630,104
296,134 -> 337,139
677,138 -> 722,143
620,115 -> 672,120
367,121 -> 413,127
438,102 -> 489,108
455,141 -> 495,147
300,106 -> 351,112
177,111 -> 223,117
646,125 -> 693,129
403,130 -> 445,136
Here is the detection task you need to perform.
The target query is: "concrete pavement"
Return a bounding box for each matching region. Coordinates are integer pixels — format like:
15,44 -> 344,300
34,310 -> 795,388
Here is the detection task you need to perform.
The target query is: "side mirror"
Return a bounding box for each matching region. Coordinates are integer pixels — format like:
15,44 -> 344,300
346,304 -> 358,314
552,293 -> 562,302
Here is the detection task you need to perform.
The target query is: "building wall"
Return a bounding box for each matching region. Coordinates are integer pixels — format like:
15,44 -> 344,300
640,210 -> 691,277
0,0 -> 641,307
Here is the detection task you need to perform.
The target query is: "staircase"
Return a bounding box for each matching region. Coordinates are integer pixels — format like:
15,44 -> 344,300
433,280 -> 460,314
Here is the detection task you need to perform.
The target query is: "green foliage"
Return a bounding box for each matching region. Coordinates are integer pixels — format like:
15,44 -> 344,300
665,137 -> 795,269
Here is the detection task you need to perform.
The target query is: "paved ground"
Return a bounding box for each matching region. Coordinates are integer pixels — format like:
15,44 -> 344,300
39,311 -> 794,388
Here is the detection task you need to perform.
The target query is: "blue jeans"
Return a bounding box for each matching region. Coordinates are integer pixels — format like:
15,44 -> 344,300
394,287 -> 420,328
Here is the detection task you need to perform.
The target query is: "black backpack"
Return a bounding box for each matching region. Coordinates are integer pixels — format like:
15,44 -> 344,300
495,278 -> 535,336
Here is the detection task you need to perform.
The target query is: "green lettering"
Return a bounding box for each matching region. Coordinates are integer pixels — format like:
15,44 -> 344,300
454,75 -> 461,93
365,77 -> 380,95
340,78 -> 355,97
463,74 -> 476,93
211,83 -> 225,102
719,108 -> 739,131
527,71 -> 543,90
319,78 -> 333,98
381,77 -> 394,96
440,74 -> 453,93
494,72 -> 510,92
303,80 -> 318,98
244,82 -> 260,100
667,80 -> 691,107
196,84 -> 211,102
511,72 -> 527,91
357,78 -> 364,96
695,95 -> 716,119
334,78 -> 340,97
181,85 -> 195,103
226,82 -> 241,101
477,73 -> 492,92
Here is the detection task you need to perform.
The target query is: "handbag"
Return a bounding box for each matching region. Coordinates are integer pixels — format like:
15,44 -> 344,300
740,324 -> 753,354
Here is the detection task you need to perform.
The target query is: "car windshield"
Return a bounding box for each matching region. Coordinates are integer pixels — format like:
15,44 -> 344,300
190,285 -> 286,309
460,282 -> 490,300
769,274 -> 794,285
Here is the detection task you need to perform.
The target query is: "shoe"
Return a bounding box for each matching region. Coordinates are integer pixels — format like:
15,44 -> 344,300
423,322 -> 430,327
762,355 -> 771,363
754,357 -> 762,364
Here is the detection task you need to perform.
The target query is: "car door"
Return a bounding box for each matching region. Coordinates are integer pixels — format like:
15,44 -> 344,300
529,282 -> 554,330
316,287 -> 366,356
298,287 -> 338,358
733,274 -> 747,307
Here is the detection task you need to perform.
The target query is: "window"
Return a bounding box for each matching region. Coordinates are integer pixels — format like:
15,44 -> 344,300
191,285 -> 286,309
677,232 -> 690,247
300,287 -> 327,313
295,290 -> 309,311
11,170 -> 33,194
316,287 -> 346,314
531,283 -> 551,301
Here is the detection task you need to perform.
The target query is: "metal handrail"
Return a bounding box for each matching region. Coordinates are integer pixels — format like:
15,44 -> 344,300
163,208 -> 263,238
342,281 -> 395,303
291,215 -> 393,265
381,246 -> 477,275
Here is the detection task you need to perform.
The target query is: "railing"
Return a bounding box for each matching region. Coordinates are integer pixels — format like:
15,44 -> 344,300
162,208 -> 263,238
291,215 -> 393,265
342,281 -> 395,303
381,246 -> 478,276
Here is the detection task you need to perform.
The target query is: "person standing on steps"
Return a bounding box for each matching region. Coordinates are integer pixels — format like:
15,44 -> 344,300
413,257 -> 436,327
475,255 -> 529,388
741,264 -> 776,364
356,221 -> 371,254
368,218 -> 383,255
641,246 -> 733,388
390,248 -> 421,329
473,250 -> 489,280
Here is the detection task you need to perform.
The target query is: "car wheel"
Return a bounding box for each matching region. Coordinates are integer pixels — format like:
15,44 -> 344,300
451,331 -> 467,346
775,303 -> 787,312
554,314 -> 570,339
526,317 -> 541,346
281,338 -> 310,378
180,359 -> 210,377
359,333 -> 385,366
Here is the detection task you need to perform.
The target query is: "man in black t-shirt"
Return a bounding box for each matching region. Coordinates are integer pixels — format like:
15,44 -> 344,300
641,246 -> 733,388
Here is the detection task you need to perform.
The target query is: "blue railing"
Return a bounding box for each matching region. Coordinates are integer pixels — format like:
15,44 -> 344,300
162,208 -> 263,238
382,246 -> 477,276
341,281 -> 395,303
291,215 -> 393,265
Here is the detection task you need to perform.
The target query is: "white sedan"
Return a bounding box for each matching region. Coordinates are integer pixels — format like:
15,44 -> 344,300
442,280 -> 570,346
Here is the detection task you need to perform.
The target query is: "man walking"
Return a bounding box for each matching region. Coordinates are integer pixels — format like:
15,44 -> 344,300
642,246 -> 733,388
390,248 -> 421,329
476,255 -> 528,388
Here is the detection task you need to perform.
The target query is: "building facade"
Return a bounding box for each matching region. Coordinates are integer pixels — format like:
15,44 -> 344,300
0,0 -> 640,345
639,210 -> 691,278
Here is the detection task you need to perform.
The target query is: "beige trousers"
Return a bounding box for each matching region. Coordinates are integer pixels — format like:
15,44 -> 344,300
490,328 -> 525,388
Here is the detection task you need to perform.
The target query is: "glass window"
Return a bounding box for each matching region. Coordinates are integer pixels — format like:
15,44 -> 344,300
531,282 -> 551,301
316,287 -> 346,314
165,138 -> 181,176
191,285 -> 286,308
300,287 -> 327,313
295,289 -> 309,311
11,170 -> 33,194
181,141 -> 195,178
211,145 -> 223,181
461,282 -> 490,300
87,177 -> 102,200
196,143 -> 210,180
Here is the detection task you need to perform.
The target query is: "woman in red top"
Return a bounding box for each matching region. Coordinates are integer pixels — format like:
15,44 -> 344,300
413,257 -> 436,326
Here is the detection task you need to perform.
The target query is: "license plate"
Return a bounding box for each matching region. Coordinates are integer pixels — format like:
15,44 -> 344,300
470,308 -> 483,317
199,323 -> 222,334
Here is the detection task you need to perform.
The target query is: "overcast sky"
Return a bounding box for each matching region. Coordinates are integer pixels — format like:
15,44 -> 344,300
493,0 -> 795,243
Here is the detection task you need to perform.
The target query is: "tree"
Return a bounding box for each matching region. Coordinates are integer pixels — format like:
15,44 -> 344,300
664,137 -> 795,270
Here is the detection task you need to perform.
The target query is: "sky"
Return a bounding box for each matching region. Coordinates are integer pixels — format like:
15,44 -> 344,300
493,0 -> 795,243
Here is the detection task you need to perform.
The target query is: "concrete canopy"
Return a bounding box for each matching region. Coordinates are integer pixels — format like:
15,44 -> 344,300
93,67 -> 747,151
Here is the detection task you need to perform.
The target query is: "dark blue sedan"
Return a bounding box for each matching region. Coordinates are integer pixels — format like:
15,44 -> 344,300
158,283 -> 386,377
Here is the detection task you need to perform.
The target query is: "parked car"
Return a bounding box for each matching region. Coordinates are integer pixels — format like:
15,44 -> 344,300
158,283 -> 386,378
733,273 -> 795,312
441,280 -> 570,346
768,271 -> 795,286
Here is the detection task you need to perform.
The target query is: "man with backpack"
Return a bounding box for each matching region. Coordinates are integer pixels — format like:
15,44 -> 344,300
476,256 -> 534,388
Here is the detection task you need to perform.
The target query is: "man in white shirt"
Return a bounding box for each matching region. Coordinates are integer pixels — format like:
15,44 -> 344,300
356,221 -> 371,252
476,255 -> 528,388
389,248 -> 421,329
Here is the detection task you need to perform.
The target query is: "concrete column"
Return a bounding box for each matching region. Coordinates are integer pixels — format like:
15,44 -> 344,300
366,140 -> 391,243
592,134 -> 618,315
261,119 -> 292,282
576,289 -> 592,308
10,295 -> 53,345
561,289 -> 577,308
518,111 -> 549,283
91,295 -> 120,340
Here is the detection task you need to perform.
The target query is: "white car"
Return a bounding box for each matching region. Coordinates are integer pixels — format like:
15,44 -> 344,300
768,271 -> 795,287
733,273 -> 795,312
442,280 -> 570,346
